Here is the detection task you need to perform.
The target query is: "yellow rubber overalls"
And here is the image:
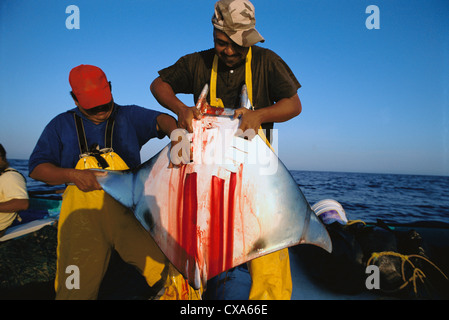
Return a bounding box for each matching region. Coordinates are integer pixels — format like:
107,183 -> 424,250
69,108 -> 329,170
55,112 -> 200,300
210,47 -> 293,300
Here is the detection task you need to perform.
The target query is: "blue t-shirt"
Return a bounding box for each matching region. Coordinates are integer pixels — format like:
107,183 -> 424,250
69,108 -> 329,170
29,104 -> 162,173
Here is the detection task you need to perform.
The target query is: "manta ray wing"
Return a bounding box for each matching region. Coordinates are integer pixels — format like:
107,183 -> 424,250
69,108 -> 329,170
98,115 -> 332,289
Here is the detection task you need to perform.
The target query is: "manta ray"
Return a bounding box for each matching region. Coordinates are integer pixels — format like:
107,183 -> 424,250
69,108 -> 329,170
97,86 -> 332,289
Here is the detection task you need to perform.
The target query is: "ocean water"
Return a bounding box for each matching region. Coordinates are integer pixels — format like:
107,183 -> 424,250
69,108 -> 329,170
9,159 -> 65,197
10,159 -> 449,225
292,170 -> 449,225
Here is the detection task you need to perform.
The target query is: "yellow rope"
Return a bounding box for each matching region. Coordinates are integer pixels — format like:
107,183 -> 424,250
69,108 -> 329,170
340,220 -> 448,295
367,251 -> 448,294
346,220 -> 366,226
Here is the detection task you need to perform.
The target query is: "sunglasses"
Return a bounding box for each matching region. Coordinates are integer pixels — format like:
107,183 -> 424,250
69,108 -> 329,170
84,100 -> 114,115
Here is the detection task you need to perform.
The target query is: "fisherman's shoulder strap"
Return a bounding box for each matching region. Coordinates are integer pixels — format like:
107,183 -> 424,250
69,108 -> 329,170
72,112 -> 88,154
70,111 -> 115,155
104,113 -> 115,150
209,48 -> 273,150
210,46 -> 253,108
0,168 -> 26,182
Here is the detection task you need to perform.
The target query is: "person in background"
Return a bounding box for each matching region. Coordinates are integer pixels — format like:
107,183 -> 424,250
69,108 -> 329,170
150,0 -> 301,299
0,143 -> 29,237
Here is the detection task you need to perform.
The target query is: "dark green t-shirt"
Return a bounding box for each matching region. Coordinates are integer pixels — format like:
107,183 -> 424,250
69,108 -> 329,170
158,45 -> 301,137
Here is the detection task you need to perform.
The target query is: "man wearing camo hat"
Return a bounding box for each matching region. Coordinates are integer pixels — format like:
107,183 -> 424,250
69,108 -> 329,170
150,0 -> 301,300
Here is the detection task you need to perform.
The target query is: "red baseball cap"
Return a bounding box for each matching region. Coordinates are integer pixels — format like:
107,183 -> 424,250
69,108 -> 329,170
69,65 -> 112,109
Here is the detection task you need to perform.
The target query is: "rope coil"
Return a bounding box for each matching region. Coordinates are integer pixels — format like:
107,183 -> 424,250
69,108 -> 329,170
367,251 -> 448,295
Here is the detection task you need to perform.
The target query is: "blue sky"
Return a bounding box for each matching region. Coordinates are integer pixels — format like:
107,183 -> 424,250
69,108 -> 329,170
1,0 -> 448,176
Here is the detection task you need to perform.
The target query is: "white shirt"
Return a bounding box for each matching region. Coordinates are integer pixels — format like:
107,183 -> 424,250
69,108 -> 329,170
0,168 -> 28,230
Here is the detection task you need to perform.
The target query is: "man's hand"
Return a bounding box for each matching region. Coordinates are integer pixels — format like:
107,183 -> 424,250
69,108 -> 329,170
69,169 -> 106,192
150,77 -> 202,133
233,107 -> 261,140
30,163 -> 106,193
177,106 -> 202,133
232,94 -> 302,140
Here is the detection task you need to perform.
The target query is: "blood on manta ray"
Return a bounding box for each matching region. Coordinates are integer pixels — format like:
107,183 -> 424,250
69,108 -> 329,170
96,97 -> 332,290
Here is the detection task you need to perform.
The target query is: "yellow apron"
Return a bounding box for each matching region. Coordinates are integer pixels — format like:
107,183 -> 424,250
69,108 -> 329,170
210,48 -> 293,300
55,114 -> 200,300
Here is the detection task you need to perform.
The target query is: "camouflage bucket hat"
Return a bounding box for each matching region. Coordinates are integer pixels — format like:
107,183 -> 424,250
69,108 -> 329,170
212,0 -> 265,47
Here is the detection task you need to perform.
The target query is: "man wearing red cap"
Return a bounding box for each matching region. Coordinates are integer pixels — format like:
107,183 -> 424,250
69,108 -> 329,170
150,0 -> 301,299
29,65 -> 181,299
